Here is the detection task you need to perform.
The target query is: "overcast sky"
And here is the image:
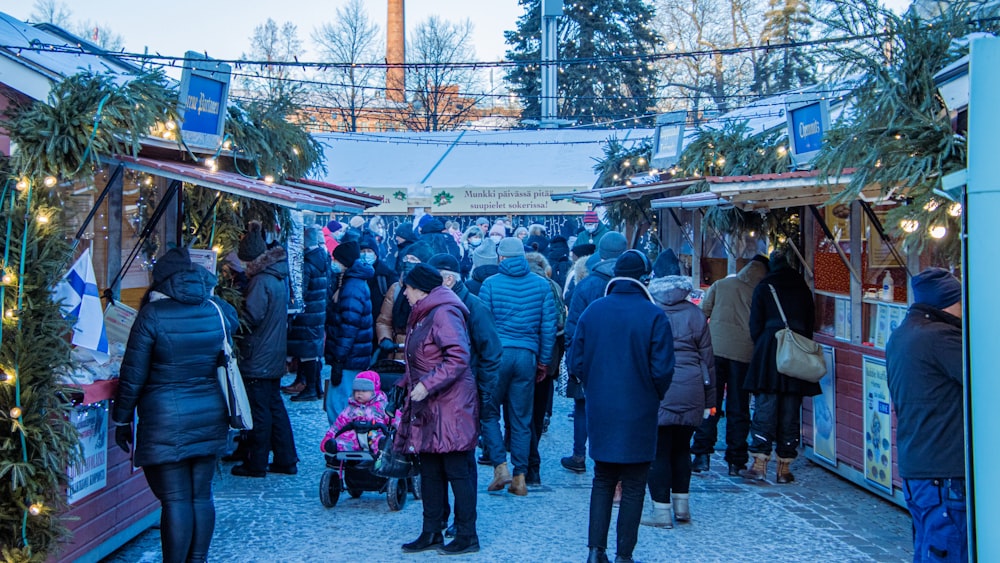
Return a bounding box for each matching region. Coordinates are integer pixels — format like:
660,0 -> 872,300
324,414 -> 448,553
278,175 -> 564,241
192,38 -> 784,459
4,0 -> 912,65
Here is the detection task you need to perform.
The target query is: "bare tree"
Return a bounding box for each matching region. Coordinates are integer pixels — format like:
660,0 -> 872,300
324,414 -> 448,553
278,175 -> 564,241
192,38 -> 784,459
241,18 -> 305,103
406,16 -> 483,131
653,0 -> 765,114
75,20 -> 125,51
312,0 -> 383,132
29,0 -> 71,27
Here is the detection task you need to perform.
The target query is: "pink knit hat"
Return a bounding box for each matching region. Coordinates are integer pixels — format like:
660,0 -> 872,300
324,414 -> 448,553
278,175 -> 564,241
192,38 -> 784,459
353,370 -> 381,393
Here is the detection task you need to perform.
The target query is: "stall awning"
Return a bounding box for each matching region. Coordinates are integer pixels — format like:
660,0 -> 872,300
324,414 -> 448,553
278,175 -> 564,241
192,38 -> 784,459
650,169 -> 888,211
104,155 -> 364,212
550,189 -> 605,204
599,178 -> 701,202
284,178 -> 383,209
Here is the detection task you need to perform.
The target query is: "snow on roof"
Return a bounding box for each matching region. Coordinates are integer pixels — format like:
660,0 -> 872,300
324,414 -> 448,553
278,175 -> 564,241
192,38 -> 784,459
313,129 -> 654,191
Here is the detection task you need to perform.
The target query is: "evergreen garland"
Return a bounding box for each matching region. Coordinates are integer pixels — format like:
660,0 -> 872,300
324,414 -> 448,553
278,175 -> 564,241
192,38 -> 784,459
594,138 -> 657,232
225,99 -> 324,182
0,178 -> 80,563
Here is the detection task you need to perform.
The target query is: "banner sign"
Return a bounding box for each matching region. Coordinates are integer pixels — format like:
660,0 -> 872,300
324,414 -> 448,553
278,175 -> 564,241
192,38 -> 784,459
67,401 -> 108,504
431,187 -> 588,214
178,51 -> 231,149
863,356 -> 893,493
812,346 -> 837,465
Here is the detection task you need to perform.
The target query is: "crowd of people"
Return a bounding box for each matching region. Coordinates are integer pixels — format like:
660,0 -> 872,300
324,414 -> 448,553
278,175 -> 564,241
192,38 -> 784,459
110,211 -> 965,563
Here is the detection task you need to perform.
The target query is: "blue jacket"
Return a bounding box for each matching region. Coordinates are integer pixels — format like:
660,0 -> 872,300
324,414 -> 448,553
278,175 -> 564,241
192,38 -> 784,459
570,278 -> 674,464
479,256 -> 557,365
239,247 -> 290,379
114,268 -> 237,467
287,245 -> 330,359
326,260 -> 375,370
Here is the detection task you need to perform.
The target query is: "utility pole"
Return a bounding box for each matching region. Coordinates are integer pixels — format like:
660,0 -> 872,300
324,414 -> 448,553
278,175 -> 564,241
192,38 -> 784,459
539,0 -> 572,128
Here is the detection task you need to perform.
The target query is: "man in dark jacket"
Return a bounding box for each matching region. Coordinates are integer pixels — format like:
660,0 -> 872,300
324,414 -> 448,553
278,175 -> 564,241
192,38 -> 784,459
419,216 -> 462,261
466,238 -> 499,295
361,237 -> 397,335
233,222 -> 298,478
886,268 -> 965,563
479,238 -> 557,496
285,225 -> 331,402
570,251 -> 674,563
744,249 -> 819,484
391,222 -> 419,275
560,231 -> 627,474
547,235 -> 572,290
324,240 -> 375,425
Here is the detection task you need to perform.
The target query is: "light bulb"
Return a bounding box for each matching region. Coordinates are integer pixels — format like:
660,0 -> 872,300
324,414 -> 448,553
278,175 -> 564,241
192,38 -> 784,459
223,140 -> 233,150
36,214 -> 49,224
924,200 -> 939,212
2,274 -> 12,284
43,176 -> 57,187
1,371 -> 13,385
900,219 -> 920,233
948,203 -> 962,217
5,309 -> 14,319
212,245 -> 222,254
716,157 -> 726,166
10,407 -> 22,418
929,224 -> 947,239
292,147 -> 300,155
776,146 -> 787,156
264,175 -> 274,184
165,120 -> 176,130
204,158 -> 216,169
28,503 -> 42,516
16,178 -> 29,190
637,157 -> 646,166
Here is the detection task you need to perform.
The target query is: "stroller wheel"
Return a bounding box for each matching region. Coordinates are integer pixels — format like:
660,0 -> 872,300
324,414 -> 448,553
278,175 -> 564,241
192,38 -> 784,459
348,487 -> 364,499
387,477 -> 408,511
409,474 -> 422,500
319,470 -> 341,508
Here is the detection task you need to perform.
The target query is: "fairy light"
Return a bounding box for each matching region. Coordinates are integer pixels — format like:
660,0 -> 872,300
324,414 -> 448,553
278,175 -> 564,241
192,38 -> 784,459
900,219 -> 920,233
223,140 -> 233,150
292,146 -> 300,155
43,176 -> 57,188
2,273 -> 12,285
716,156 -> 726,166
923,200 -> 939,212
165,120 -> 176,131
204,158 -> 216,169
16,178 -> 29,190
264,175 -> 274,184
948,203 -> 962,217
776,146 -> 787,156
10,407 -> 22,418
28,503 -> 43,516
1,370 -> 14,385
929,224 -> 947,239
212,245 -> 222,254
36,214 -> 49,224
637,157 -> 646,166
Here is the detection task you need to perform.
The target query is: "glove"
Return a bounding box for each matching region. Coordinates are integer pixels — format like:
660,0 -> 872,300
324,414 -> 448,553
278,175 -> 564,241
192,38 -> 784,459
329,362 -> 344,387
379,338 -> 397,352
703,407 -> 717,419
535,363 -> 548,383
115,424 -> 133,454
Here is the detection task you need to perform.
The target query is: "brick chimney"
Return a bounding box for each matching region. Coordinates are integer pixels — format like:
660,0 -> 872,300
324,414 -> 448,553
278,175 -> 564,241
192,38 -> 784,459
386,0 -> 405,103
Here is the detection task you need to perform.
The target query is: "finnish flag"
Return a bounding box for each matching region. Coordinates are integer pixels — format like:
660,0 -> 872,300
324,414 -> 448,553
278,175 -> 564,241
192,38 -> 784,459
53,248 -> 109,356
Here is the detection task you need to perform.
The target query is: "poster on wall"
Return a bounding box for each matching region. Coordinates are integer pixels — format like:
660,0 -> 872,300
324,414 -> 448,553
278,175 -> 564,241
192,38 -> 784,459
863,356 -> 893,493
812,346 -> 837,465
67,401 -> 108,504
834,296 -> 850,341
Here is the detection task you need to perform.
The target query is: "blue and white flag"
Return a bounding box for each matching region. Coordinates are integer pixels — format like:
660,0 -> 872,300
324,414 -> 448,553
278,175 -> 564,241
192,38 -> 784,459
53,248 -> 109,356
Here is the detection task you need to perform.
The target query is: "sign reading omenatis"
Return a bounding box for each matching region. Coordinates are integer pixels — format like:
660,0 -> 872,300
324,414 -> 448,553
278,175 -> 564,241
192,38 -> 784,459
178,51 -> 231,150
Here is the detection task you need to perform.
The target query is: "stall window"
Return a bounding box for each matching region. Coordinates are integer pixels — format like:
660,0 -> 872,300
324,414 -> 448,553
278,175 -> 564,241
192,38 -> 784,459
813,203 -> 852,339
861,206 -> 907,349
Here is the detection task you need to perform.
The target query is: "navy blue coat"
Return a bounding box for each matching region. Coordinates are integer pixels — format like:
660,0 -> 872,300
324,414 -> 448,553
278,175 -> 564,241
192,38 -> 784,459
239,247 -> 290,379
326,260 -> 375,370
114,268 -> 237,467
570,278 -> 674,464
479,256 -> 557,365
287,246 -> 330,359
419,218 -> 462,261
466,264 -> 498,296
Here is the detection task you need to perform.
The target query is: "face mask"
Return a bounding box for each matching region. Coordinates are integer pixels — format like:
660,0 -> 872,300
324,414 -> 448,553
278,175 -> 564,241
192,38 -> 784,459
468,238 -> 482,248
490,235 -> 503,243
399,261 -> 417,278
333,230 -> 345,241
584,224 -> 598,233
361,252 -> 377,265
330,262 -> 343,274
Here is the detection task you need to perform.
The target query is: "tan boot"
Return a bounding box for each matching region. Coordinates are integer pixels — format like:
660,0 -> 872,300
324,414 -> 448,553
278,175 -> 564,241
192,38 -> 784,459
744,453 -> 770,481
508,474 -> 528,496
487,462 -> 512,492
776,457 -> 795,484
640,501 -> 673,528
671,493 -> 690,522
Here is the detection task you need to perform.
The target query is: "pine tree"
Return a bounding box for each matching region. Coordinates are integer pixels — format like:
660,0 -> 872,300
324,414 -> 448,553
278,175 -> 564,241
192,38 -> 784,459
504,0 -> 661,127
753,0 -> 817,96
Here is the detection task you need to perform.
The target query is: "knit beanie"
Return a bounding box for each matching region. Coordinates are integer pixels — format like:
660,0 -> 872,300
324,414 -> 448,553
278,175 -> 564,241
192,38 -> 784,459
428,253 -> 461,274
238,220 -> 268,261
571,243 -> 596,259
333,240 -> 361,268
403,263 -> 443,293
911,268 -> 962,310
352,370 -> 380,392
472,239 -> 499,269
583,210 -> 599,224
416,213 -> 434,233
598,231 -> 627,260
614,249 -> 651,280
652,248 -> 681,278
349,216 -> 365,229
326,220 -> 343,233
489,224 -> 507,238
403,241 -> 434,264
497,237 -> 526,258
153,247 -> 195,287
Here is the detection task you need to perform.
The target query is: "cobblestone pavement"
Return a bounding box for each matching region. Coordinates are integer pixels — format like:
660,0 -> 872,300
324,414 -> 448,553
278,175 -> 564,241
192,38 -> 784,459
105,373 -> 913,563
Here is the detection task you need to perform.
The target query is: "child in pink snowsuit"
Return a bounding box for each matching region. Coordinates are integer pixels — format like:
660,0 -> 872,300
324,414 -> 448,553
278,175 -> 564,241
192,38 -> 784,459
321,371 -> 390,454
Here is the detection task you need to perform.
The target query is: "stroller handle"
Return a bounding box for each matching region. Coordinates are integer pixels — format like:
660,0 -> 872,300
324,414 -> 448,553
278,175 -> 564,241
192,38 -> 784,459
334,420 -> 391,438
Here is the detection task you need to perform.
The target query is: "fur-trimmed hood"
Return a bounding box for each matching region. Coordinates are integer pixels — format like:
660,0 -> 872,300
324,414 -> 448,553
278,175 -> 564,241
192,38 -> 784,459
525,251 -> 551,278
246,246 -> 289,279
648,275 -> 693,306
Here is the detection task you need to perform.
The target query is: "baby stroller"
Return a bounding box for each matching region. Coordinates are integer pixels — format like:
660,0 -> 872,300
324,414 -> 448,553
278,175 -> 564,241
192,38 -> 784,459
319,360 -> 419,511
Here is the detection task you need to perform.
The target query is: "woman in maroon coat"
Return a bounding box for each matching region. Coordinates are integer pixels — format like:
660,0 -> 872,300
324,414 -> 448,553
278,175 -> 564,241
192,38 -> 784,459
395,263 -> 480,555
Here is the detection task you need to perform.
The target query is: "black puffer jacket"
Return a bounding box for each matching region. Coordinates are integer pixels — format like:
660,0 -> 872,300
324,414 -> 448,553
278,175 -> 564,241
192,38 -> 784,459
239,246 -> 290,379
453,280 -> 502,402
367,257 -> 398,329
113,269 -> 238,467
325,259 -> 375,370
419,218 -> 462,261
287,245 -> 330,359
466,264 -> 498,296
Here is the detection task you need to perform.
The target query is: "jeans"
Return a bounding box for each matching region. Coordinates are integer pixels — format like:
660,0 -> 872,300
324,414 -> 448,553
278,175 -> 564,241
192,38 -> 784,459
325,369 -> 361,426
691,357 -> 751,467
480,347 -> 535,475
903,478 -> 968,563
589,461 -> 648,559
748,392 -> 802,459
647,425 -> 696,503
143,455 -> 217,563
420,451 -> 478,537
529,377 -> 554,475
572,398 -> 588,458
244,378 -> 298,472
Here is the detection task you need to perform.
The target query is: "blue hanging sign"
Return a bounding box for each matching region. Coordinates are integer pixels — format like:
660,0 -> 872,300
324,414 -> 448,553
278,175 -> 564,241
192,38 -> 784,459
785,94 -> 830,170
178,51 -> 231,149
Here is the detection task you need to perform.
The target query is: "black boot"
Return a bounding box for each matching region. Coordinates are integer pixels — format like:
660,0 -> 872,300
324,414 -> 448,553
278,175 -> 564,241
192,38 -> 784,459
439,534 -> 480,555
587,547 -> 611,563
691,454 -> 710,473
614,556 -> 636,563
291,360 -> 320,401
402,532 -> 443,553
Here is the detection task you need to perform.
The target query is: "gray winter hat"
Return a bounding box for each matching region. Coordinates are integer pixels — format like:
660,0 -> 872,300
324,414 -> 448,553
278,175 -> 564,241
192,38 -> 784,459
497,237 -> 525,258
472,239 -> 499,269
598,232 -> 627,260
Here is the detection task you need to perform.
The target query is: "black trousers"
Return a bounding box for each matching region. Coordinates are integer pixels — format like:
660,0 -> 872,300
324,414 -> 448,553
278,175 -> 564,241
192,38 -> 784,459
589,461 -> 649,559
420,451 -> 478,537
647,425 -> 696,503
691,357 -> 751,466
244,378 -> 298,472
749,392 -> 802,459
528,377 -> 554,474
143,455 -> 217,563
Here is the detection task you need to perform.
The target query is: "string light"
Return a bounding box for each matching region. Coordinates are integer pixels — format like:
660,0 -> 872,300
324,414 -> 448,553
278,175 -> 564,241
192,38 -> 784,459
923,200 -> 939,212
10,407 -> 22,418
16,178 -> 29,190
263,175 -> 274,184
36,214 -> 50,224
43,176 -> 57,188
165,120 -> 177,131
204,158 -> 216,169
900,219 -> 920,233
1,370 -> 13,385
212,245 -> 222,254
28,503 -> 43,516
948,203 -> 962,217
1,273 -> 12,284
929,224 -> 947,239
